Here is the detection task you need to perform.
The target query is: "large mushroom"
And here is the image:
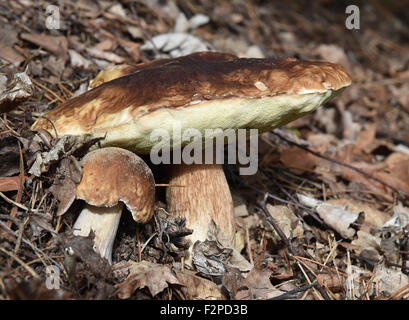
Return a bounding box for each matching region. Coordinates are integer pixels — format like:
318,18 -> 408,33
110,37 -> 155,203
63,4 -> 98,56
31,52 -> 351,261
73,147 -> 155,264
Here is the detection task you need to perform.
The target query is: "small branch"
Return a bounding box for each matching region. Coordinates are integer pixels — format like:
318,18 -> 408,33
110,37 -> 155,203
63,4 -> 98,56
259,198 -> 330,300
0,191 -> 29,211
270,283 -> 318,300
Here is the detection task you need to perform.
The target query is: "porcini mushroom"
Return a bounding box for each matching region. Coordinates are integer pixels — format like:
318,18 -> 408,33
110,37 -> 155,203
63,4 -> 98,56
31,52 -> 351,262
73,147 -> 155,264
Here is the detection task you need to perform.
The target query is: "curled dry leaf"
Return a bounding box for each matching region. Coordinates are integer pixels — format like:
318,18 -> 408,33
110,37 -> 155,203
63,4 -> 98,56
0,70 -> 34,113
114,261 -> 180,298
327,199 -> 389,231
113,260 -> 224,300
207,220 -> 253,272
297,194 -> 364,239
29,211 -> 55,236
140,33 -> 212,58
174,269 -> 225,300
59,231 -> 112,278
378,202 -> 409,260
192,220 -> 252,276
29,135 -> 77,177
49,156 -> 82,216
380,202 -> 409,235
152,208 -> 192,258
28,134 -> 102,216
192,240 -> 233,277
28,134 -> 101,177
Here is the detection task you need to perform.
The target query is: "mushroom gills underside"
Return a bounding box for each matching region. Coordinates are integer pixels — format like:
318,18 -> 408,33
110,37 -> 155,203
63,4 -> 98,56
55,90 -> 336,153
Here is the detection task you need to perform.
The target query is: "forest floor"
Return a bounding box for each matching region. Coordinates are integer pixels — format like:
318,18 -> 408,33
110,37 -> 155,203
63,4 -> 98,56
1,0 -> 409,300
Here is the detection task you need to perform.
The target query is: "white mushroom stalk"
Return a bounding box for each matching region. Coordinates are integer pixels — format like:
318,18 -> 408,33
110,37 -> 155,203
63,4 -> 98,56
166,162 -> 235,263
73,203 -> 123,265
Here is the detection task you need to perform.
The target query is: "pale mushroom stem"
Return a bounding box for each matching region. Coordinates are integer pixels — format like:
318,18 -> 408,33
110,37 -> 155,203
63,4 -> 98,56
73,202 -> 123,265
166,163 -> 235,264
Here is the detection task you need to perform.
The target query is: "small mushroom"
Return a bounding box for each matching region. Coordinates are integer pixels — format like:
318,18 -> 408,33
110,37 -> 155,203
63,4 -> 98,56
73,147 -> 155,264
31,52 -> 351,262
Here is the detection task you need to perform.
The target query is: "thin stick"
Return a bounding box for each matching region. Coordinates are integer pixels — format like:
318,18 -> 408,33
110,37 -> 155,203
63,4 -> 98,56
38,116 -> 59,138
0,247 -> 41,279
136,227 -> 142,262
295,255 -> 346,275
31,78 -> 65,103
269,283 -> 318,300
0,220 -> 63,271
7,140 -> 24,228
387,282 -> 409,300
0,191 -> 29,211
1,114 -> 21,136
140,232 -> 158,254
245,227 -> 254,266
296,261 -> 323,300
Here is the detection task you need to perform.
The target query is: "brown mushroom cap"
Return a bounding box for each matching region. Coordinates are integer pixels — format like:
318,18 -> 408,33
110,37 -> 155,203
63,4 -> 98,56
76,147 -> 155,223
31,52 -> 351,153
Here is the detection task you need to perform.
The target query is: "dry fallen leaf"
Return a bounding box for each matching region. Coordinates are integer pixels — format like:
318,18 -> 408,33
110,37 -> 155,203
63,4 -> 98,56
266,204 -> 304,240
327,198 -> 390,231
0,70 -> 34,113
174,269 -> 225,300
28,134 -> 101,177
373,263 -> 409,297
114,261 -> 181,298
279,146 -> 320,174
20,33 -> 68,60
193,239 -> 232,277
140,33 -> 212,58
235,267 -> 283,300
49,156 -> 81,216
297,194 -> 364,239
192,220 -> 252,275
338,152 -> 409,202
113,260 -> 224,300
